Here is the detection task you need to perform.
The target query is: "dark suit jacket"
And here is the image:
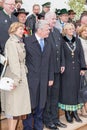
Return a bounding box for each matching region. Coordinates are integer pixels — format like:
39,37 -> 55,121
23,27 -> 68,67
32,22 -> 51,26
0,10 -> 18,53
47,27 -> 65,73
24,34 -> 54,109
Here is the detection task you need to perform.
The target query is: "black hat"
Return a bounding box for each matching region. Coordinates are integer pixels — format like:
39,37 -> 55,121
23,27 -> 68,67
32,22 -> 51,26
59,8 -> 68,15
14,8 -> 29,17
55,9 -> 61,16
36,13 -> 44,19
68,9 -> 76,15
42,2 -> 51,8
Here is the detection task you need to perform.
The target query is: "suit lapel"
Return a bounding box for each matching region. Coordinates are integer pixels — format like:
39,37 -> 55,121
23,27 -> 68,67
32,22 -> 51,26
43,39 -> 48,54
32,34 -> 42,55
31,35 -> 49,55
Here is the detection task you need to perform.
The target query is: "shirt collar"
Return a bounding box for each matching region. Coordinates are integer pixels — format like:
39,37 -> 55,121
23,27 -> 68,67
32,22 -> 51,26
59,19 -> 64,24
3,9 -> 11,18
35,33 -> 41,43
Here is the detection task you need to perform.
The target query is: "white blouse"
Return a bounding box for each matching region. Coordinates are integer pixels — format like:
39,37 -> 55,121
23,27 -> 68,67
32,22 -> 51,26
80,37 -> 87,65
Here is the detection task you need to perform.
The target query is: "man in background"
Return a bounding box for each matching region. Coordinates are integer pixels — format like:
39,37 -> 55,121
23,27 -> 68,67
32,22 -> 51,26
14,8 -> 32,36
14,0 -> 23,12
41,2 -> 51,16
68,9 -> 76,25
26,4 -> 40,33
0,0 -> 18,54
44,11 -> 67,130
55,8 -> 69,33
80,13 -> 87,25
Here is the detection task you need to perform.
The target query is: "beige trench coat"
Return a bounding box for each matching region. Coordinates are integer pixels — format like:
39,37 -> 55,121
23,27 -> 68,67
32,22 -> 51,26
1,35 -> 31,116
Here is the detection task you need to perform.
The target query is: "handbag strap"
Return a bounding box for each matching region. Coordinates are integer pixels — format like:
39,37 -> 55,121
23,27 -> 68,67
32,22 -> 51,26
0,48 -> 8,78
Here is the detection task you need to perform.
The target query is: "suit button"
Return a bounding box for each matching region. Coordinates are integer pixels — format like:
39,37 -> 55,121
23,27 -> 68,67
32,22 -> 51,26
72,61 -> 75,64
56,44 -> 58,47
57,58 -> 59,61
73,67 -> 75,69
57,51 -> 59,53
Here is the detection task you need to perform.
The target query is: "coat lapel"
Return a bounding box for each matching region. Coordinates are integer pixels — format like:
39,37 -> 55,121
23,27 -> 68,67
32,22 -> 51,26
52,28 -> 60,44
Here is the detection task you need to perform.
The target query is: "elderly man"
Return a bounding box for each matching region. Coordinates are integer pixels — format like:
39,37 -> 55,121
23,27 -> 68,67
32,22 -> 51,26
43,12 -> 67,130
0,0 -> 17,77
0,0 -> 18,54
23,20 -> 54,130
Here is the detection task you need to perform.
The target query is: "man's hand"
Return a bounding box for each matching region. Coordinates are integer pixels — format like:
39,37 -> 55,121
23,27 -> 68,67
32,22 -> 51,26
48,80 -> 53,87
61,66 -> 65,74
80,70 -> 85,76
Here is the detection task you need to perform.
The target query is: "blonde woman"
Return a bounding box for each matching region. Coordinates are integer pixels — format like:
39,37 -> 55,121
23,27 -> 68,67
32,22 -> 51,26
1,22 -> 31,130
78,25 -> 87,117
59,23 -> 86,123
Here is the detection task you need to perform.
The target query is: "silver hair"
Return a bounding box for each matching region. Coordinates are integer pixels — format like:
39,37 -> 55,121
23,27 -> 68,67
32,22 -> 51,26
45,11 -> 56,20
35,20 -> 49,31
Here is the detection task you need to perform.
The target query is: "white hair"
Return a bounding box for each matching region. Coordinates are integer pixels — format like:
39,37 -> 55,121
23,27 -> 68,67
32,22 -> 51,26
35,20 -> 49,31
45,11 -> 56,20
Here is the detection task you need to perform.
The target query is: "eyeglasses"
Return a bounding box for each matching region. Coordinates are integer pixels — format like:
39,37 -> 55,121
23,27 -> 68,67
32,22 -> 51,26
5,3 -> 15,6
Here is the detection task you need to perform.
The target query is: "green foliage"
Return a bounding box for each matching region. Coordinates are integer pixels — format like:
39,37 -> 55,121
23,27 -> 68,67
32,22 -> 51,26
67,0 -> 86,20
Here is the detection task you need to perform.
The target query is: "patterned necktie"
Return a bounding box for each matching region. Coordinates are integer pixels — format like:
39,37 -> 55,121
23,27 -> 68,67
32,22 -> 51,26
39,39 -> 44,52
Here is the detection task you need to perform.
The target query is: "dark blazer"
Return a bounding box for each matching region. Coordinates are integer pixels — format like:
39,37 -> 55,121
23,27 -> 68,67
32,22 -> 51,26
26,14 -> 36,34
47,27 -> 65,73
24,34 -> 54,109
0,10 -> 18,53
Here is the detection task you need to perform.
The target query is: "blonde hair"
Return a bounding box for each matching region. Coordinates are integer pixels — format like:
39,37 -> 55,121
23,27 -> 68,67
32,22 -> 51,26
62,23 -> 75,36
8,22 -> 24,34
78,25 -> 87,38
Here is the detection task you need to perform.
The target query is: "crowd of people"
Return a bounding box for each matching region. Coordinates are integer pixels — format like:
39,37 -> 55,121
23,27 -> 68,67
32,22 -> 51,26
0,0 -> 87,130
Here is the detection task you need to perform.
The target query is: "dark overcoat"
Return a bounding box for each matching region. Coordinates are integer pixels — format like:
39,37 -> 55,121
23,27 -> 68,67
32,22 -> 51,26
47,27 -> 65,73
60,36 -> 86,105
24,34 -> 54,109
0,10 -> 18,53
43,28 -> 65,122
